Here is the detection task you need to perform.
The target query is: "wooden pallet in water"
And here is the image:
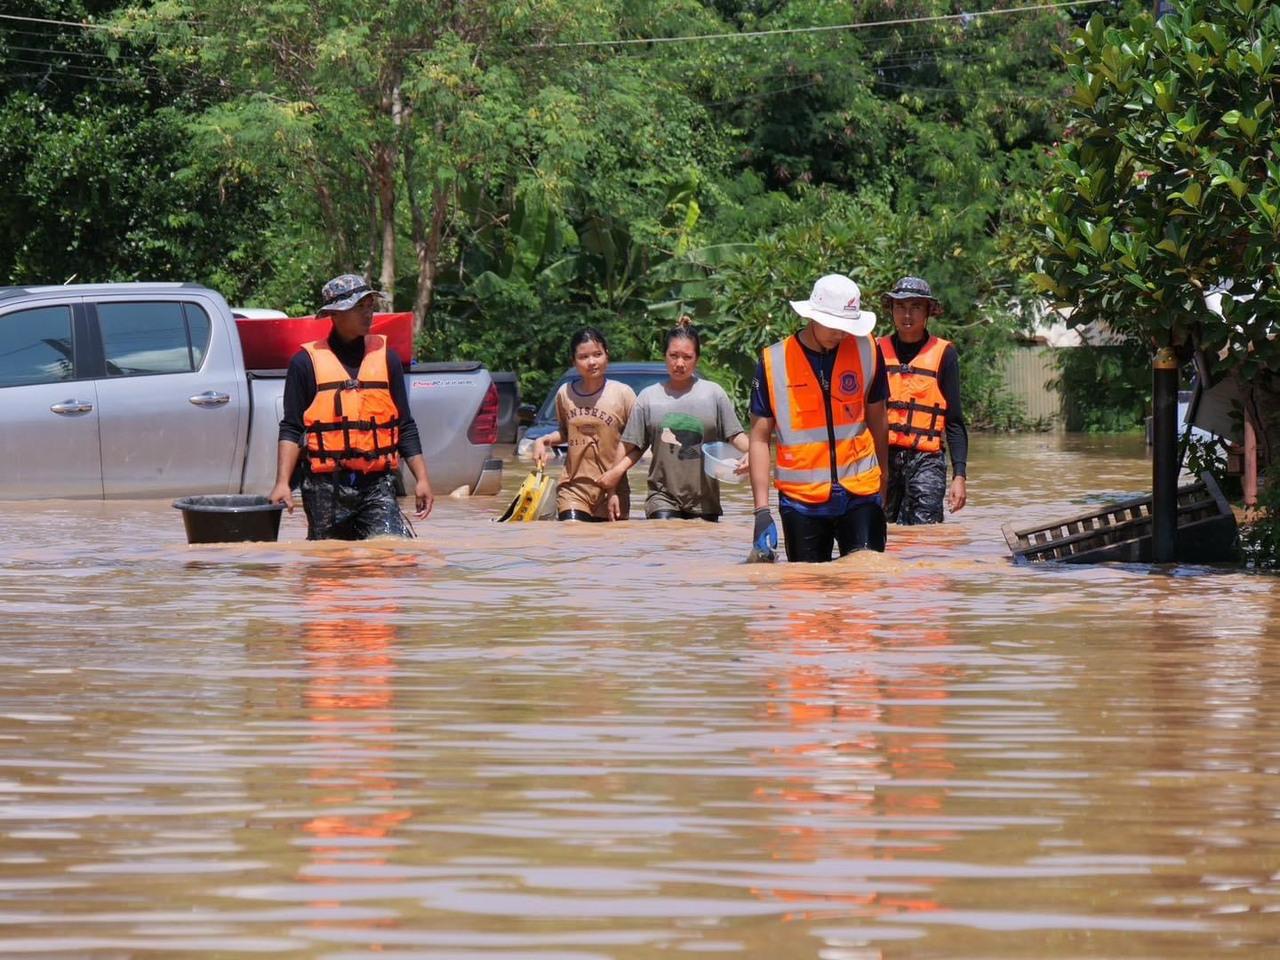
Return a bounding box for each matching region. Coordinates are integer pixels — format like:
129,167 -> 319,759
1002,472 -> 1239,564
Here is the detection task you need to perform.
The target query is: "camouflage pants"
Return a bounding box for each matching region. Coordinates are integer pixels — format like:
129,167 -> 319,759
300,471 -> 414,541
885,448 -> 947,525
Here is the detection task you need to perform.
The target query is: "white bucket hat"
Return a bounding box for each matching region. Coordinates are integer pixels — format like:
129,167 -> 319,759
789,274 -> 876,336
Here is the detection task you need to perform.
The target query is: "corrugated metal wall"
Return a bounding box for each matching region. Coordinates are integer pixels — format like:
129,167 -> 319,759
1002,346 -> 1063,425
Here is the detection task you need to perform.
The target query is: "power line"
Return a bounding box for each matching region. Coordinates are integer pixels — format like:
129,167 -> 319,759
704,79 -> 827,108
2,67 -> 137,86
2,1 -> 1112,51
2,42 -> 150,62
871,76 -> 1058,97
680,32 -> 1068,101
3,53 -> 135,71
0,13 -> 119,31
871,26 -> 1066,61
0,12 -> 200,33
1,54 -> 165,83
0,24 -> 1046,76
695,51 -> 1063,103
531,0 -> 1110,49
0,5 -> 1084,105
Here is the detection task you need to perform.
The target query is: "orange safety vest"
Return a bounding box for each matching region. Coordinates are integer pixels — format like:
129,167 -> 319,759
302,335 -> 401,475
880,335 -> 949,454
763,334 -> 881,504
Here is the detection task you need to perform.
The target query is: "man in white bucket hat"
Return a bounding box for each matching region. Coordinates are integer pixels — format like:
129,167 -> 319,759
746,274 -> 890,562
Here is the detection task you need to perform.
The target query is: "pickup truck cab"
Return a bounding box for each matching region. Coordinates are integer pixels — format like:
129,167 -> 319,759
0,283 -> 502,500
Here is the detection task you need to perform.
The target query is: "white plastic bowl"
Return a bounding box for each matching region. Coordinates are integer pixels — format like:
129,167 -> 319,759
702,441 -> 744,483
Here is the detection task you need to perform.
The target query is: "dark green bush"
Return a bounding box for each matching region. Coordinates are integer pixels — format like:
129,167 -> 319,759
1053,343 -> 1150,433
1241,472 -> 1280,571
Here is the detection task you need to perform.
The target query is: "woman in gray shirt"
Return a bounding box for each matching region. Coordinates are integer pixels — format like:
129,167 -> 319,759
598,319 -> 749,521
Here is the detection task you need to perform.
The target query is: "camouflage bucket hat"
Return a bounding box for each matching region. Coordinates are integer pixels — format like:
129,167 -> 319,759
881,275 -> 942,316
318,274 -> 387,314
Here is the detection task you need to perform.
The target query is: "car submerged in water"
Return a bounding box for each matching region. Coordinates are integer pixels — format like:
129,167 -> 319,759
515,361 -> 668,461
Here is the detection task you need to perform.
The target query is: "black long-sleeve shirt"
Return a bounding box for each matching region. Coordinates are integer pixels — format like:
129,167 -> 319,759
889,332 -> 967,478
277,332 -> 423,459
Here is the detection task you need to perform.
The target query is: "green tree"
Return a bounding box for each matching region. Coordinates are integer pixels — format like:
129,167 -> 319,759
0,0 -> 265,292
1052,341 -> 1151,432
652,183 -> 1029,426
1032,0 -> 1280,560
126,0 -> 725,337
2,0 -> 1087,426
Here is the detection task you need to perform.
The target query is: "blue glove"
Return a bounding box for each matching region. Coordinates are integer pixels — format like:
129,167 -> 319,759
752,507 -> 778,552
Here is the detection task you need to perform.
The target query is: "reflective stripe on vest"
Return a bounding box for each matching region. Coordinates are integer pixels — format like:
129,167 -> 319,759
881,335 -> 949,453
302,335 -> 401,474
763,334 -> 881,504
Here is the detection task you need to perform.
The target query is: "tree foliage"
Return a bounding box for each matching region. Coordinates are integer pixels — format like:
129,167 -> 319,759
3,0 -> 1090,418
0,0 -> 265,293
1052,341 -> 1151,432
1033,0 -> 1280,558
1035,2 -> 1280,367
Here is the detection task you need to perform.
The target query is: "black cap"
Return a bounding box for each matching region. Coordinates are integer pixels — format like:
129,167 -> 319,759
881,276 -> 942,316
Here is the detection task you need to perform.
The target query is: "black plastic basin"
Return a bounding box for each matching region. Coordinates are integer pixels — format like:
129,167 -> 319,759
173,495 -> 285,544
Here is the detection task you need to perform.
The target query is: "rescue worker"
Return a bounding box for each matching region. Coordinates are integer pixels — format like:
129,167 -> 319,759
879,276 -> 967,524
748,273 -> 890,562
268,274 -> 433,539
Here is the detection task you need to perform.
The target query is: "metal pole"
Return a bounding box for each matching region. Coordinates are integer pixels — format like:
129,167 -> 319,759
1152,346 -> 1179,562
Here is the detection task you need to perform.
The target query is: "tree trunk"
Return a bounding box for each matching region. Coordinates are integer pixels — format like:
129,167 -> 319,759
375,145 -> 397,306
412,188 -> 448,338
366,185 -> 379,281
307,162 -> 349,271
400,115 -> 450,348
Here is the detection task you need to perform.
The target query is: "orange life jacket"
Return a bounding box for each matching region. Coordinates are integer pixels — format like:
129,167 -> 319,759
880,335 -> 949,453
302,335 -> 401,475
763,334 -> 881,504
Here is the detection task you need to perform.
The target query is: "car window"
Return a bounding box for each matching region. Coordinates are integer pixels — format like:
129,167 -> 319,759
185,303 -> 212,369
536,386 -> 560,422
0,304 -> 75,388
98,301 -> 211,376
536,370 -> 668,422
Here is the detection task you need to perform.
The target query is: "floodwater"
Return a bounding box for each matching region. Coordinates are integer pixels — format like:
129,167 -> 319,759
0,433 -> 1276,959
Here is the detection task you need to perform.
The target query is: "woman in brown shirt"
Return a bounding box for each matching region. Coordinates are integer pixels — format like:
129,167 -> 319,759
532,328 -> 636,521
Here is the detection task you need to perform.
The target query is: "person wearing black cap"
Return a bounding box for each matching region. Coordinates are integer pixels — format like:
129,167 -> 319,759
878,276 -> 967,524
268,274 -> 433,539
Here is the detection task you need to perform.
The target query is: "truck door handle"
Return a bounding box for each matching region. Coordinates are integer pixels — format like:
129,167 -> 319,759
49,399 -> 94,415
188,391 -> 231,407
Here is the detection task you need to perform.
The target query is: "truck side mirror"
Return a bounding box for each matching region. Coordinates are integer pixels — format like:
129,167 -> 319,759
517,403 -> 537,426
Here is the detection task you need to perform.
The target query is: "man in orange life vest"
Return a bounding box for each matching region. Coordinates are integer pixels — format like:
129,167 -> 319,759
268,274 -> 434,540
879,276 -> 967,524
748,274 -> 890,562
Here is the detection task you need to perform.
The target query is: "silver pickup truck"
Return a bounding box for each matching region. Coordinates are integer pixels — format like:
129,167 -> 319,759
0,282 -> 503,500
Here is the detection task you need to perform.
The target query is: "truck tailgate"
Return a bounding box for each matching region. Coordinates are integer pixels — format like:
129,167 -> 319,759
242,365 -> 499,497
406,362 -> 497,494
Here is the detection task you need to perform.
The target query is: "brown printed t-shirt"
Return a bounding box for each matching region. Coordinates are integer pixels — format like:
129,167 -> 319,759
554,378 -> 636,518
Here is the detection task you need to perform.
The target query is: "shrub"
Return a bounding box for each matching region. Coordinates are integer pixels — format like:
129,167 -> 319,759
1052,343 -> 1150,433
1241,472 -> 1280,571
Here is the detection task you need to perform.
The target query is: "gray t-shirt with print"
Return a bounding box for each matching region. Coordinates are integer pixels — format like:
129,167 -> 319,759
620,377 -> 745,517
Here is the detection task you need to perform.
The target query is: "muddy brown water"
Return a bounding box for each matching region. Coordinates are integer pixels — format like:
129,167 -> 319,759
0,434 -> 1276,958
